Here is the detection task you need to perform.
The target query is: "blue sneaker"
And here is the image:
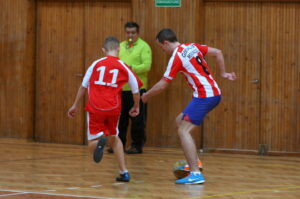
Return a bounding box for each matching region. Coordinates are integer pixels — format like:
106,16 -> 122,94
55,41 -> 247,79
93,137 -> 107,163
175,173 -> 205,184
116,172 -> 130,182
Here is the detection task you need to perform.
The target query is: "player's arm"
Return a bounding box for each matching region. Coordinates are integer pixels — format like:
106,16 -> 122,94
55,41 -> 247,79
141,79 -> 169,103
67,64 -> 93,118
67,85 -> 87,118
127,69 -> 141,117
129,92 -> 140,117
206,47 -> 236,81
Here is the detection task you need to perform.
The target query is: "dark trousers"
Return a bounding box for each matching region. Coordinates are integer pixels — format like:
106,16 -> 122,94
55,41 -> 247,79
118,89 -> 147,150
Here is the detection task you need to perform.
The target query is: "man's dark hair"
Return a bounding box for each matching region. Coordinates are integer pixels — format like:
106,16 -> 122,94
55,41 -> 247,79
124,21 -> 140,33
156,28 -> 178,43
104,37 -> 119,51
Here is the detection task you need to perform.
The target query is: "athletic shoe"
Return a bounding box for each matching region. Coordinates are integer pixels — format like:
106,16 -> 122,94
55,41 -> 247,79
173,160 -> 203,179
116,172 -> 130,182
125,147 -> 142,154
175,172 -> 205,184
107,147 -> 113,153
93,137 -> 107,163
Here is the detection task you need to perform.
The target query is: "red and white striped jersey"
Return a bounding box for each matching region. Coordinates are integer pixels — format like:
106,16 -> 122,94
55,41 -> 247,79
163,43 -> 221,98
82,56 -> 142,113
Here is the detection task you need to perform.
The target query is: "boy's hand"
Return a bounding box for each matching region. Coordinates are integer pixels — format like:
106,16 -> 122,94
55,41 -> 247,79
129,107 -> 139,117
67,105 -> 77,118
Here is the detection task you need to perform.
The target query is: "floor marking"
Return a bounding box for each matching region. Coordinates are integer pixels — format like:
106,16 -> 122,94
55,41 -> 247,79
90,185 -> 102,188
113,183 -> 125,185
0,189 -> 121,199
67,187 -> 80,190
0,192 -> 27,197
185,185 -> 300,199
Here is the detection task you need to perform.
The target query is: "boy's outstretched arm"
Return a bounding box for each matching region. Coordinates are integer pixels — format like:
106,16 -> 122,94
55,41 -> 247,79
67,86 -> 87,118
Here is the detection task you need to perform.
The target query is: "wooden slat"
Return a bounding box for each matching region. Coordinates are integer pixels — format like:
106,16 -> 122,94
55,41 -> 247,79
84,1 -> 131,67
35,1 -> 86,144
205,0 -> 300,2
260,3 -> 300,152
0,0 -> 35,139
203,2 -> 261,150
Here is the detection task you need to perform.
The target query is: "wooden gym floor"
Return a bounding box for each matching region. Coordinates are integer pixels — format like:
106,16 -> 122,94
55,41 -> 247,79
0,138 -> 300,199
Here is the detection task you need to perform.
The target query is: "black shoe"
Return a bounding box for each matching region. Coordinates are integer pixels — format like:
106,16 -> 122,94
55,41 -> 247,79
93,137 -> 107,163
126,147 -> 142,154
107,147 -> 113,153
116,172 -> 130,182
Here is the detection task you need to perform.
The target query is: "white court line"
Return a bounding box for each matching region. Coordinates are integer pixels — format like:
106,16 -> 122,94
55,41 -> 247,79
0,189 -> 121,199
90,185 -> 102,188
67,187 -> 80,190
0,192 -> 27,197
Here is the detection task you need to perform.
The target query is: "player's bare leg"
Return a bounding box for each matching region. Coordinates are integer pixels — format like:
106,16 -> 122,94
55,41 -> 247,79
88,139 -> 98,154
109,135 -> 127,171
176,113 -> 199,172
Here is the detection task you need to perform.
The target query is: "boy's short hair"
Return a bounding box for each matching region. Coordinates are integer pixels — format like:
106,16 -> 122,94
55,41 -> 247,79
156,28 -> 178,43
104,37 -> 119,51
124,21 -> 139,33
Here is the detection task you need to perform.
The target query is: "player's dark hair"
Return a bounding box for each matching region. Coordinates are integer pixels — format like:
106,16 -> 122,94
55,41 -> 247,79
124,21 -> 139,33
104,37 -> 119,51
156,28 -> 178,43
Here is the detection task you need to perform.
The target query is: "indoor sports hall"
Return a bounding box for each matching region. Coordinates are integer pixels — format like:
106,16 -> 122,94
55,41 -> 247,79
0,0 -> 299,199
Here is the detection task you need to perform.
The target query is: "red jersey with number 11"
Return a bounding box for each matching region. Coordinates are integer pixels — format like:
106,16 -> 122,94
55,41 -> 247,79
82,56 -> 142,114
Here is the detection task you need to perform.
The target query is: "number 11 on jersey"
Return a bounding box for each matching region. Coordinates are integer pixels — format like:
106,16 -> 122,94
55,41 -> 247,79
94,66 -> 119,88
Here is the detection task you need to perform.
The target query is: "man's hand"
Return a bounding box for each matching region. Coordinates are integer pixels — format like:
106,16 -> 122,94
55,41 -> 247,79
129,107 -> 140,117
221,72 -> 237,81
141,93 -> 148,103
67,105 -> 77,118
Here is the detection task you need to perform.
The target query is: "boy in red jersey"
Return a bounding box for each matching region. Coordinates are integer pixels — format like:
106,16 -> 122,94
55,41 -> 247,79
67,37 -> 142,182
142,29 -> 236,184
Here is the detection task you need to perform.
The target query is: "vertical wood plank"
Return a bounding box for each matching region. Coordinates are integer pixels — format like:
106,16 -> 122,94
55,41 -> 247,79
203,2 -> 261,150
261,3 -> 300,152
35,1 -> 85,144
0,0 -> 35,139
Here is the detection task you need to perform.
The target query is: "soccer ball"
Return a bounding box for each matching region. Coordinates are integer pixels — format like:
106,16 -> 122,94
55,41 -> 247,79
173,160 -> 204,179
173,160 -> 190,179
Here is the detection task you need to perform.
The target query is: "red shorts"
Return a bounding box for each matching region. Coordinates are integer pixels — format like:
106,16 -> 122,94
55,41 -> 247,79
87,111 -> 119,138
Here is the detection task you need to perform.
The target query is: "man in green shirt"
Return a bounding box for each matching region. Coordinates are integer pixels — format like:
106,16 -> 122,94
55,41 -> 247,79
109,21 -> 152,154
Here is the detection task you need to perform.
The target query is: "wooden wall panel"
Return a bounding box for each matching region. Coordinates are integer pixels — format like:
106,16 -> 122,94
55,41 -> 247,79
203,2 -> 261,151
261,3 -> 300,152
0,0 -> 35,139
132,0 -> 204,147
35,1 -> 85,144
84,1 -> 131,67
35,0 -> 131,144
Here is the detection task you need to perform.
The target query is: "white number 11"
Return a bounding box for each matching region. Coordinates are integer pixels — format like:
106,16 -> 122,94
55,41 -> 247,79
94,66 -> 119,88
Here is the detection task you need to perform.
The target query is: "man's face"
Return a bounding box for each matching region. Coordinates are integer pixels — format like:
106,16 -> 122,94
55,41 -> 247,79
125,27 -> 138,43
156,39 -> 172,55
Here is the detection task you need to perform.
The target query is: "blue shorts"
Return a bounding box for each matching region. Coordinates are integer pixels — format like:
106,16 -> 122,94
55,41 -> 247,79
182,95 -> 221,126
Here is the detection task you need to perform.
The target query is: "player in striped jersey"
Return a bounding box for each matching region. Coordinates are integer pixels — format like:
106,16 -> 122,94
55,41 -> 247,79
142,29 -> 236,184
67,37 -> 142,182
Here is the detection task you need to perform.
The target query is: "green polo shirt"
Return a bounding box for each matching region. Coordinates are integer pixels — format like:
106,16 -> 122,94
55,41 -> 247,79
119,37 -> 152,91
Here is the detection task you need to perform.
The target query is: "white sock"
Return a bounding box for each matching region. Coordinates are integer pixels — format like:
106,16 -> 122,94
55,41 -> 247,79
191,171 -> 201,175
120,170 -> 128,174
